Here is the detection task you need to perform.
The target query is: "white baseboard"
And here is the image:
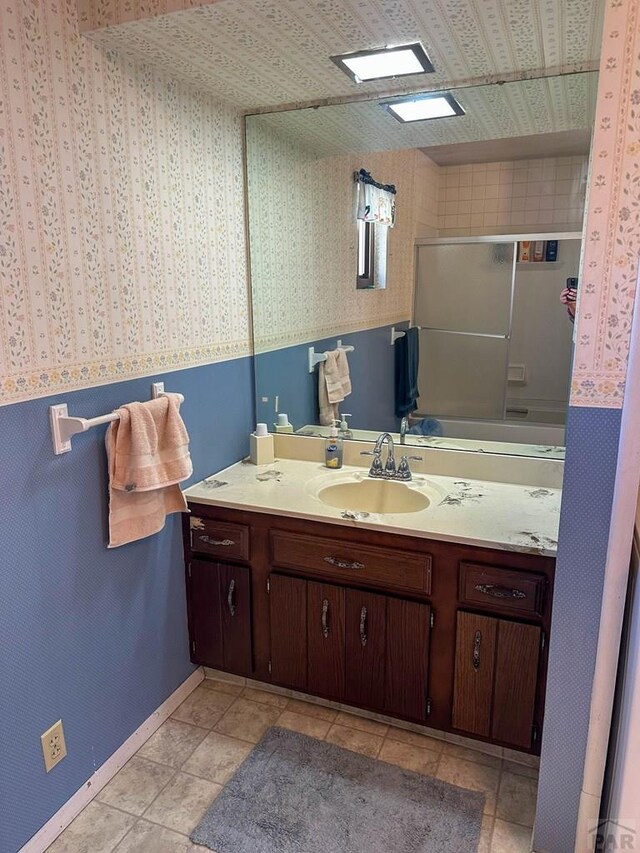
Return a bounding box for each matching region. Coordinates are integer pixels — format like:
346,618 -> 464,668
19,667 -> 204,853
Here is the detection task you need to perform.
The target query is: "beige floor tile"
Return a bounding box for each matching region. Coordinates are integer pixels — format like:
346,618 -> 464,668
144,772 -> 221,835
200,678 -> 243,697
276,709 -> 332,739
378,739 -> 440,775
442,741 -> 503,769
325,724 -> 384,758
478,815 -> 495,853
446,733 -> 504,758
436,754 -> 501,816
182,730 -> 252,784
97,757 -> 175,816
334,711 -> 388,737
138,719 -> 208,769
386,725 -> 445,752
214,698 -> 281,743
502,748 -> 540,769
285,698 -> 338,721
171,685 -> 235,729
48,802 -> 136,853
113,820 -> 193,852
496,771 -> 538,827
241,686 -> 289,708
491,818 -> 534,852
502,759 -> 539,780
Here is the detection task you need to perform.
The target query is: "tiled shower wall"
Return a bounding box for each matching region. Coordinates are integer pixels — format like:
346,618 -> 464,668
436,156 -> 588,236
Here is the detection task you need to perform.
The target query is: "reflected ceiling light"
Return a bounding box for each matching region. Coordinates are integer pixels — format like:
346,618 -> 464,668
383,92 -> 465,123
330,43 -> 434,83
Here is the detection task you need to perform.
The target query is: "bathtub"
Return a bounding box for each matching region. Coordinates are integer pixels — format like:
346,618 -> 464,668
412,415 -> 566,447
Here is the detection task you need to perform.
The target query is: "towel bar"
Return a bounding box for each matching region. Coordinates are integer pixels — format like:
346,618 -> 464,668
49,382 -> 185,455
308,340 -> 355,373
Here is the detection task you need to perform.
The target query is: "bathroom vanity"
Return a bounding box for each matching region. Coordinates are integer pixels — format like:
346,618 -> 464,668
182,457 -> 558,755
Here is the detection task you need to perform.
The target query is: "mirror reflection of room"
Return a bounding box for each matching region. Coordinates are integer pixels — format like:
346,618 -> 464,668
248,73 -> 596,459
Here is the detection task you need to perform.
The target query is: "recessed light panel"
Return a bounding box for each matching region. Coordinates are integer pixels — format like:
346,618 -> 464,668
384,93 -> 465,123
331,43 -> 434,83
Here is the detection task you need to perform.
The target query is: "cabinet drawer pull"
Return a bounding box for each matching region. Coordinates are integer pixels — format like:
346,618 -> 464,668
359,606 -> 368,647
227,579 -> 236,616
199,536 -> 236,547
323,556 -> 365,570
473,630 -> 482,670
474,583 -> 527,600
321,599 -> 329,638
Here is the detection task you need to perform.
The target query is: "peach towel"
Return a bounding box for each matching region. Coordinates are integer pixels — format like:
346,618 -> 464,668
106,394 -> 192,548
319,349 -> 352,426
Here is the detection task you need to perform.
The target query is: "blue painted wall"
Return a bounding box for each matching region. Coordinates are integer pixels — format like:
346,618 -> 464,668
0,357 -> 254,853
254,323 -> 408,433
534,404 -> 623,853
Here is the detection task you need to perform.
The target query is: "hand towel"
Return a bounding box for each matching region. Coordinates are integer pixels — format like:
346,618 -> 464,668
319,349 -> 352,426
394,327 -> 420,418
106,394 -> 192,548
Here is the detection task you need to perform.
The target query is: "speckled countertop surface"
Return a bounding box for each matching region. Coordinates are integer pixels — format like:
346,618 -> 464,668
184,458 -> 561,557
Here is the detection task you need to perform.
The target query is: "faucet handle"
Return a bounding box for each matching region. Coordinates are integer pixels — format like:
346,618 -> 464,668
403,455 -> 423,462
360,450 -> 375,456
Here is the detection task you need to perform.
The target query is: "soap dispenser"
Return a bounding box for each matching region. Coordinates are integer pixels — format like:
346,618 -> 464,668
325,421 -> 343,469
338,413 -> 353,439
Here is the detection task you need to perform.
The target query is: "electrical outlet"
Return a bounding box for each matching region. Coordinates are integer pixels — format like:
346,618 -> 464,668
41,720 -> 67,773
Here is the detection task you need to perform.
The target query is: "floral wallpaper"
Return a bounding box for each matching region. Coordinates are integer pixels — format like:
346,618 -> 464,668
78,0 -> 604,110
570,0 -> 640,409
0,0 -> 250,405
77,1 -> 215,31
246,119 -> 429,353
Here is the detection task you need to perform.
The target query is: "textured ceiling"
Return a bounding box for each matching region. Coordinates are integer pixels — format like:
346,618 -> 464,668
246,73 -> 598,158
82,0 -> 605,110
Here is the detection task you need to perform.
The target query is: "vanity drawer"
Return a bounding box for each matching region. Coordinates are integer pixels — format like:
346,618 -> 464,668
271,530 -> 431,595
459,562 -> 545,618
190,517 -> 250,562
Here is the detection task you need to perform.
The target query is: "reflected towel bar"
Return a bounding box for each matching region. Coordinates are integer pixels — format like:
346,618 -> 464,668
49,381 -> 184,455
308,340 -> 355,373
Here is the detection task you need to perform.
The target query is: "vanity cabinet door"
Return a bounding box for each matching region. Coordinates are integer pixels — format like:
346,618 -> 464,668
452,610 -> 541,749
385,597 -> 431,720
269,574 -> 307,690
345,589 -> 386,710
188,559 -> 224,670
188,560 -> 252,674
307,581 -> 345,701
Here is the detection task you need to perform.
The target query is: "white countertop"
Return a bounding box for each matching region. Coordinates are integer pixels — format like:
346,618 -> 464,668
184,458 -> 561,557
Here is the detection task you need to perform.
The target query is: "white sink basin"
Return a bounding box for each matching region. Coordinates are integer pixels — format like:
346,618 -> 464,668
317,478 -> 431,514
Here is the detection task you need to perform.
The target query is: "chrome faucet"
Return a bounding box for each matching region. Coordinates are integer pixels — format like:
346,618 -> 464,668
400,416 -> 409,445
361,432 -> 422,481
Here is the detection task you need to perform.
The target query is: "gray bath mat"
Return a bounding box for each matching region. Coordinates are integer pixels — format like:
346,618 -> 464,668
191,727 -> 484,853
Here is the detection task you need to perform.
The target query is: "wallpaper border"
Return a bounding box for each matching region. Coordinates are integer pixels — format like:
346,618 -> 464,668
570,0 -> 640,409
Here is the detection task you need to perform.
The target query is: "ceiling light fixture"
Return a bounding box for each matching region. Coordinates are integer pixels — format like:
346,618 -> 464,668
330,43 -> 434,83
382,92 -> 465,123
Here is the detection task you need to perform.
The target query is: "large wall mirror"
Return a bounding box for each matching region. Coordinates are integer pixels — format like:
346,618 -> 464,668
245,72 -> 597,458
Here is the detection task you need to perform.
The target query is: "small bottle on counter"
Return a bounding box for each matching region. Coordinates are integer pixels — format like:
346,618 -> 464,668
325,421 -> 343,469
250,423 -> 275,465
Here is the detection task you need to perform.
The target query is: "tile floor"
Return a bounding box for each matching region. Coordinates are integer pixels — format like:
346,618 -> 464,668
47,678 -> 538,853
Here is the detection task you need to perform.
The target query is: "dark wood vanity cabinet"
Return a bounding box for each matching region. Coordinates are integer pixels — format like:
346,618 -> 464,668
183,505 -> 554,755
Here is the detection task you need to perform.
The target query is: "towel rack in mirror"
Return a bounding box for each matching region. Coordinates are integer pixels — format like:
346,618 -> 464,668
49,382 -> 184,455
308,340 -> 355,373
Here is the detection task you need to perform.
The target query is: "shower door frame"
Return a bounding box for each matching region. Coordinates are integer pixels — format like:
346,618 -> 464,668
413,231 -> 583,423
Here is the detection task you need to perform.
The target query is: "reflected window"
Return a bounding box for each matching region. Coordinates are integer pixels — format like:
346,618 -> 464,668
357,219 -> 375,288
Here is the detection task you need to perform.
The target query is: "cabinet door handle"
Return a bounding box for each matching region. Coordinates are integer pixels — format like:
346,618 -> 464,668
359,606 -> 368,647
227,579 -> 236,616
321,599 -> 329,638
199,535 -> 236,547
474,583 -> 526,600
323,556 -> 365,570
473,630 -> 482,670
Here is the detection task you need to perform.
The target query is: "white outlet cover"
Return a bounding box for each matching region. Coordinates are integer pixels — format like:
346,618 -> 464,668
41,719 -> 67,773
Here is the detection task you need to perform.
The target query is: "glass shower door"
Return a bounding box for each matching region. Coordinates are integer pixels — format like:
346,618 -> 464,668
414,241 -> 515,420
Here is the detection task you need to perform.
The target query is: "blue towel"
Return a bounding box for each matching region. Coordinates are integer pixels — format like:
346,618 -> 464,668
408,417 -> 443,437
394,327 -> 420,418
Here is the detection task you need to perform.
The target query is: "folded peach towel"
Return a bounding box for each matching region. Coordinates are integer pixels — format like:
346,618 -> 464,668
106,394 -> 192,548
319,349 -> 352,425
